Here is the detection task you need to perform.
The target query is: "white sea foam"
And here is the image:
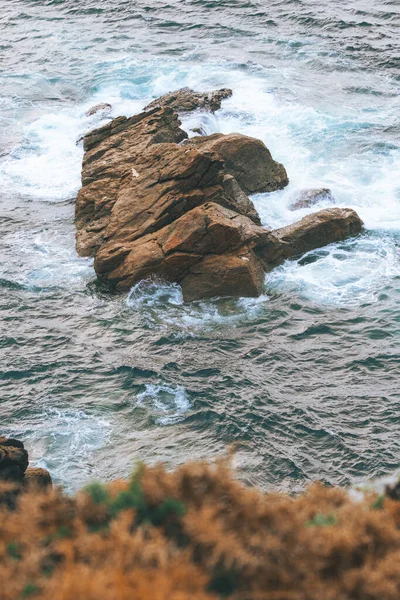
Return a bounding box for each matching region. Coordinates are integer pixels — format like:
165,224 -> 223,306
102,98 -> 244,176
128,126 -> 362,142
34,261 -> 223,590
0,111 -> 84,201
211,76 -> 400,230
126,279 -> 269,331
2,60 -> 399,307
266,234 -> 400,306
0,92 -> 142,202
136,384 -> 190,425
3,408 -> 112,489
2,228 -> 93,290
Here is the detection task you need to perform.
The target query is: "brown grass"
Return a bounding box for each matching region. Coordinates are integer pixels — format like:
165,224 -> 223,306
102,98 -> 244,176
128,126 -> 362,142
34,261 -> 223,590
1,459 -> 400,600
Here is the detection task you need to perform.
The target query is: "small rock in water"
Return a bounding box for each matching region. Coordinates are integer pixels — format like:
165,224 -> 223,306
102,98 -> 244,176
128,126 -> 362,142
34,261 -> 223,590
190,127 -> 205,135
86,102 -> 112,117
290,188 -> 334,211
0,436 -> 52,490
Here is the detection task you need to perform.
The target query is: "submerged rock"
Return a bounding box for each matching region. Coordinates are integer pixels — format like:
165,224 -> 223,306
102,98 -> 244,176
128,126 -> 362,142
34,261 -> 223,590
85,102 -> 112,117
290,188 -> 334,210
186,133 -> 289,194
76,90 -> 363,301
144,87 -> 232,113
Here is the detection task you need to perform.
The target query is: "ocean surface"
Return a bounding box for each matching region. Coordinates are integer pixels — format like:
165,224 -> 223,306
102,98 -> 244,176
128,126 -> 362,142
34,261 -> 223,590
1,0 -> 399,492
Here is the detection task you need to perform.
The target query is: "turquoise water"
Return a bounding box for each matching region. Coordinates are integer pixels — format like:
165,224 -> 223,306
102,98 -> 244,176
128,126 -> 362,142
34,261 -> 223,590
1,0 -> 399,491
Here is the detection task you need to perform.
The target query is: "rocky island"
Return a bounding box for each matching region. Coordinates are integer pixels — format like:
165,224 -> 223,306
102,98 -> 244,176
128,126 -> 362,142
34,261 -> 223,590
75,88 -> 363,301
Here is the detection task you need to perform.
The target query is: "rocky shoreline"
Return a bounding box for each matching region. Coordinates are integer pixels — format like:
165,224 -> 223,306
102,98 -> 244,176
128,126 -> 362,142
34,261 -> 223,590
75,88 -> 363,301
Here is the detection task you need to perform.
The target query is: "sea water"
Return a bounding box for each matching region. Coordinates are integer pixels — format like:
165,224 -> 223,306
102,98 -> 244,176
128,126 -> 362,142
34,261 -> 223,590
1,0 -> 399,492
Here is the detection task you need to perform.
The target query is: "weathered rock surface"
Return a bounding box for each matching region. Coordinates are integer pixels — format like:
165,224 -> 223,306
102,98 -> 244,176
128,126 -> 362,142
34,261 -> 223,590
186,133 -> 289,195
95,202 -> 275,300
222,174 -> 261,225
76,90 -> 363,301
144,87 -> 233,113
290,188 -> 334,211
0,436 -> 25,449
270,208 -> 363,262
181,252 -> 266,302
102,144 -> 262,245
76,106 -> 188,256
0,436 -> 52,489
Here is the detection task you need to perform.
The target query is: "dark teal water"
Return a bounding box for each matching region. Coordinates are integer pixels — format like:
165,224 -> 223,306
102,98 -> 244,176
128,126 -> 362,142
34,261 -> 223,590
1,0 -> 399,492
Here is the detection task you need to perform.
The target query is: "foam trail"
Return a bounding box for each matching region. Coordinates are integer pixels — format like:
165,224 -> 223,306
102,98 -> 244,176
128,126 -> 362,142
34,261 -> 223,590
126,279 -> 269,331
266,234 -> 400,306
3,408 -> 112,490
136,384 -> 190,425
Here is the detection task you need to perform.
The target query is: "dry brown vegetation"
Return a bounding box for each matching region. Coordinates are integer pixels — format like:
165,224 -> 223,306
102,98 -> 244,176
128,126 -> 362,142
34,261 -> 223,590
1,459 -> 400,600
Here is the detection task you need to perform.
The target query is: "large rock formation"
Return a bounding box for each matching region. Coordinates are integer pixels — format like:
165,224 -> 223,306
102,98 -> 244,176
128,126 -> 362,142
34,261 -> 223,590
95,201 -> 274,300
76,89 -> 364,301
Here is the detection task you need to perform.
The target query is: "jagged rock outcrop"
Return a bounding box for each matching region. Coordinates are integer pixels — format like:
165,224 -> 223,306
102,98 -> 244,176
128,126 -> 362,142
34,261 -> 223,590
76,106 -> 188,257
0,437 -> 28,483
95,201 -> 276,300
186,133 -> 289,194
290,188 -> 334,210
86,102 -> 112,117
0,436 -> 52,489
97,143 -> 262,246
76,90 -> 364,301
144,87 -> 233,113
222,174 -> 261,225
